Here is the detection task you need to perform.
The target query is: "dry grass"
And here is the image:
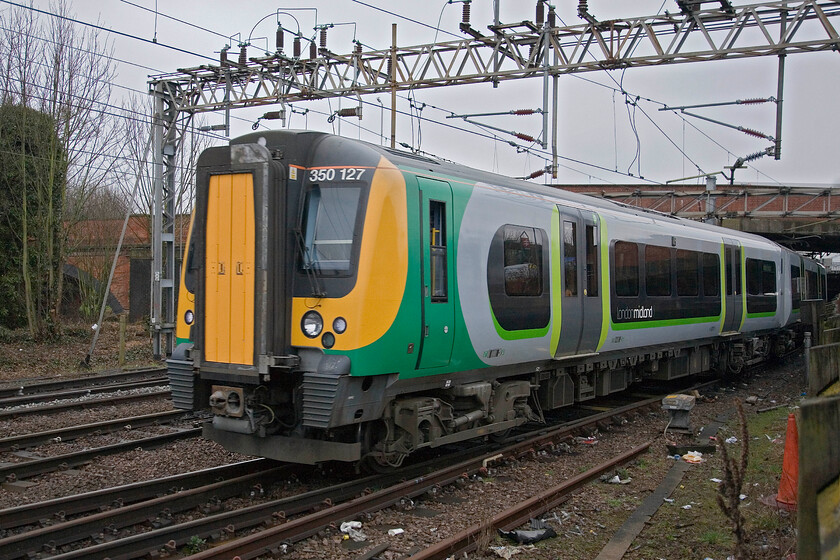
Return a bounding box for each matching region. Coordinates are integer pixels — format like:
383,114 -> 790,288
0,317 -> 157,383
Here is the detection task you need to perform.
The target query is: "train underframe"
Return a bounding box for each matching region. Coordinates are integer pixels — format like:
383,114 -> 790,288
175,327 -> 803,468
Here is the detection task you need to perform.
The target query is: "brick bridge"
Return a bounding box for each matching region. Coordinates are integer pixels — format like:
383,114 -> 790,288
560,183 -> 840,254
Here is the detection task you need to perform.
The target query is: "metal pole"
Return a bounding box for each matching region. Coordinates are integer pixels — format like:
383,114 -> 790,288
551,40 -> 558,178
390,23 -> 397,149
150,82 -> 178,359
493,0 -> 500,88
804,331 -> 811,383
775,6 -> 787,160
541,31 -> 549,150
151,84 -> 164,359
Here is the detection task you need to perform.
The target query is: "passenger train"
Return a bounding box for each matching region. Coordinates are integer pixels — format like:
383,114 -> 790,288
167,130 -> 825,468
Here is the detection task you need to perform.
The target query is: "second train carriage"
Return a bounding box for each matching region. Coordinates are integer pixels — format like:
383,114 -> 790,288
168,130 -> 824,467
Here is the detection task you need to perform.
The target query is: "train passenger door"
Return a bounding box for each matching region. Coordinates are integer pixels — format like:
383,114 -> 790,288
555,206 -> 602,357
722,239 -> 743,333
417,178 -> 455,369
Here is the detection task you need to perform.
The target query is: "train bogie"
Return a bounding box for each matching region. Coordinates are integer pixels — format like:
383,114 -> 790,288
168,129 -> 824,467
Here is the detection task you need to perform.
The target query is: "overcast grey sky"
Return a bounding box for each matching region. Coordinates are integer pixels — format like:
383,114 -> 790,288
30,1 -> 840,186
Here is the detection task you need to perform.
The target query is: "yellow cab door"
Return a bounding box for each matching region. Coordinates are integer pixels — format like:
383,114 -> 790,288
204,173 -> 255,365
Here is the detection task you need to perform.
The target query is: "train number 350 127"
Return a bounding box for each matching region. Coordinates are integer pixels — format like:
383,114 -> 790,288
309,167 -> 367,182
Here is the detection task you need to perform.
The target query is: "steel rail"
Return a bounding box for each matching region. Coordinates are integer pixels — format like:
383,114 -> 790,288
0,428 -> 200,482
0,368 -> 166,399
0,410 -> 189,452
0,378 -> 169,407
408,442 -> 652,560
0,459 -> 273,530
0,463 -> 292,560
0,389 -> 171,420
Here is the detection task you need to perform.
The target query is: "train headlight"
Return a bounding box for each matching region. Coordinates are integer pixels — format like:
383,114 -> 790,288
333,317 -> 347,334
322,332 -> 336,348
301,311 -> 323,338
184,310 -> 194,325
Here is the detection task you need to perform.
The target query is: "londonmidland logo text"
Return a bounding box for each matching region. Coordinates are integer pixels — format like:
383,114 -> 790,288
616,306 -> 654,320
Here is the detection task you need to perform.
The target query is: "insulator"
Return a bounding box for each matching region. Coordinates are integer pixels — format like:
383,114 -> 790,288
739,98 -> 769,105
536,1 -> 545,25
548,6 -> 556,28
528,169 -> 546,179
239,45 -> 247,65
263,111 -> 284,120
309,41 -> 317,59
513,109 -> 537,115
743,150 -> 767,162
220,47 -> 228,67
276,27 -> 284,52
462,1 -> 471,26
320,28 -> 327,49
741,127 -> 767,139
515,132 -> 537,142
293,35 -> 301,58
354,41 -> 362,55
387,57 -> 392,78
337,107 -> 359,117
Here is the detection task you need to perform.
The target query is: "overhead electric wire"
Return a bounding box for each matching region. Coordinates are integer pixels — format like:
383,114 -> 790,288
350,0 -> 462,40
117,0 -> 231,42
0,0 -> 216,63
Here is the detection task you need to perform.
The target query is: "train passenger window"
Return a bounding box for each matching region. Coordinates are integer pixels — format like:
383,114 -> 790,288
585,225 -> 598,297
614,241 -> 638,297
746,258 -> 776,295
184,240 -> 197,294
429,200 -> 447,302
806,269 -> 818,299
791,265 -> 800,297
645,245 -> 671,296
725,248 -> 733,295
301,185 -> 361,273
676,249 -> 699,296
503,226 -> 543,297
563,221 -> 577,296
702,253 -> 720,297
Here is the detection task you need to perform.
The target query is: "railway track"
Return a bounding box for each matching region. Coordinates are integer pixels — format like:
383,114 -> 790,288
0,410 -> 189,452
0,367 -> 166,400
0,393 -> 667,560
0,425 -> 201,482
0,387 -> 171,420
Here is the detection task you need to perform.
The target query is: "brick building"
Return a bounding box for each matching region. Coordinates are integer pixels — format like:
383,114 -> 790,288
65,215 -> 190,322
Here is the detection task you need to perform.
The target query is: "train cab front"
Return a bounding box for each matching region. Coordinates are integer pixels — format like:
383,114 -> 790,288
193,132 -> 408,465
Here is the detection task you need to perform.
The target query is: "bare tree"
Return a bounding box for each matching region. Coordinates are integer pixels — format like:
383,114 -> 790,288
0,1 -> 122,338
